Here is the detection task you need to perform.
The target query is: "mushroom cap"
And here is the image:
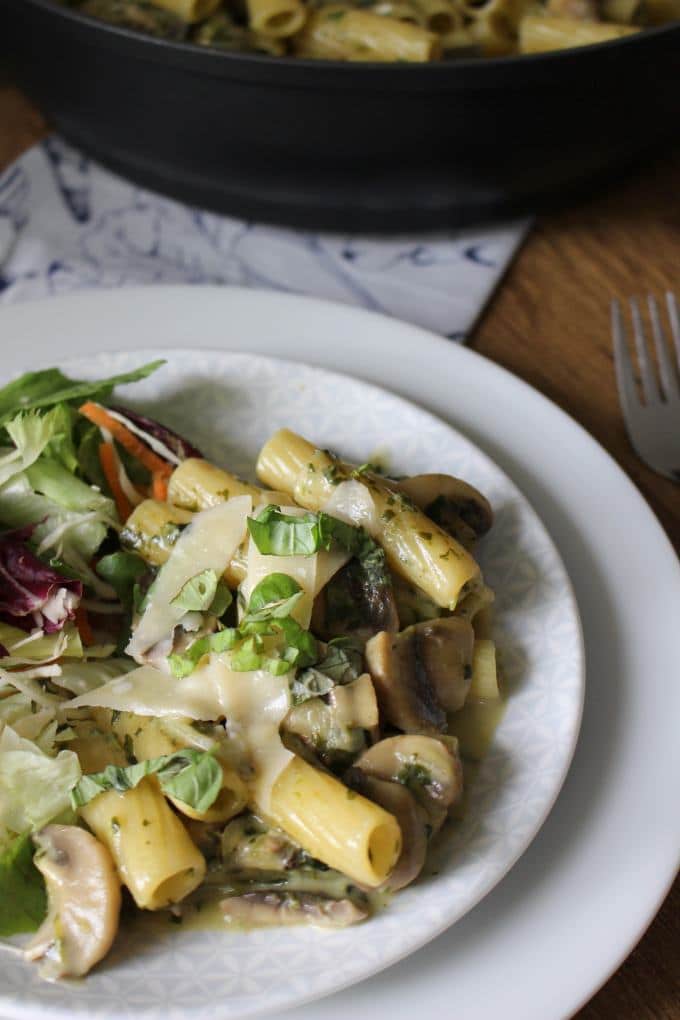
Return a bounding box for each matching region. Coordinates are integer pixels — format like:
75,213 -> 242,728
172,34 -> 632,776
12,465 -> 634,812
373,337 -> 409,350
396,474 -> 493,546
347,771 -> 428,892
365,630 -> 447,734
365,617 -> 474,732
353,734 -> 464,833
25,824 -> 121,979
408,616 -> 474,713
221,891 -> 368,928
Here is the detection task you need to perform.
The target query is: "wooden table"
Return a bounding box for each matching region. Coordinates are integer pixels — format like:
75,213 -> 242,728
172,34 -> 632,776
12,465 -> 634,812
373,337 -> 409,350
1,83 -> 678,1020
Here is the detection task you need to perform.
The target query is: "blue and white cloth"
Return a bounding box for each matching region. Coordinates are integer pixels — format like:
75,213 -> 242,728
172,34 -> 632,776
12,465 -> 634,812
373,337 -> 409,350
0,136 -> 529,339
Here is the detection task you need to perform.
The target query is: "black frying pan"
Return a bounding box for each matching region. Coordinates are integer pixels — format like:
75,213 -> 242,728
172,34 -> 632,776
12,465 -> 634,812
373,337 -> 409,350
4,0 -> 680,231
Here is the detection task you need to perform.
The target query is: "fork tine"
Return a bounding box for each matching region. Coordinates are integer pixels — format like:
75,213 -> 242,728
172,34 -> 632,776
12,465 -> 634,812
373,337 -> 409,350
630,297 -> 659,404
648,295 -> 680,401
666,292 -> 680,386
612,300 -> 642,428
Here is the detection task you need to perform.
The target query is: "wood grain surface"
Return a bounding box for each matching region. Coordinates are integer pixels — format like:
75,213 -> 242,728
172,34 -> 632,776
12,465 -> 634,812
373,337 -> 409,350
0,82 -> 678,1020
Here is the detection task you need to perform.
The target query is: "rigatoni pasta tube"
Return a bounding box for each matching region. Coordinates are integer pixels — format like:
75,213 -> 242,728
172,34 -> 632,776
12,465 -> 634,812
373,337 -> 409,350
246,0 -> 306,36
122,499 -> 248,586
97,710 -> 249,824
256,429 -> 480,610
168,458 -> 263,511
293,7 -> 442,62
414,0 -> 460,34
468,640 -> 500,700
267,756 -> 402,887
80,778 -> 206,909
600,0 -> 641,20
121,499 -> 193,566
519,14 -> 638,52
147,0 -> 221,22
367,2 -> 423,25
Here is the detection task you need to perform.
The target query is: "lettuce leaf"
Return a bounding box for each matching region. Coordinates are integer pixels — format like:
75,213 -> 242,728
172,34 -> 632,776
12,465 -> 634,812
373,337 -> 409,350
0,407 -> 71,489
96,552 -> 147,610
0,832 -> 47,937
0,361 -> 164,429
25,456 -> 114,516
0,724 -> 81,853
55,657 -> 135,697
71,748 -> 222,813
0,622 -> 83,666
0,473 -> 111,567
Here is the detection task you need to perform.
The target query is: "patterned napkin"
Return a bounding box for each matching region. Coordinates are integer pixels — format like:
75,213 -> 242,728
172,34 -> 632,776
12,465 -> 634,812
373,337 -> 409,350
0,137 -> 529,339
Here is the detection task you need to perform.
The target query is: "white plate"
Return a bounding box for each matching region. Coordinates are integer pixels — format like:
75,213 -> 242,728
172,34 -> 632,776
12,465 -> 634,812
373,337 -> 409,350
1,287 -> 678,1020
1,347 -> 582,1020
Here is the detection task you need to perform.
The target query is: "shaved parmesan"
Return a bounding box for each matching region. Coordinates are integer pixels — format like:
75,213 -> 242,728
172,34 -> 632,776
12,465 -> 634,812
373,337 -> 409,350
322,480 -> 380,539
66,654 -> 294,811
66,664 -> 224,720
127,496 -> 251,661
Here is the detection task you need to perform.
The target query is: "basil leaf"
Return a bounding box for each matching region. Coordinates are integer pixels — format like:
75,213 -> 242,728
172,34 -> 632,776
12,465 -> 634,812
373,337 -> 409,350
275,616 -> 318,667
247,505 -> 319,556
230,636 -> 264,672
292,637 -> 362,705
168,628 -> 238,678
159,752 -> 223,814
209,581 -> 233,619
171,569 -> 218,613
245,572 -> 303,620
263,656 -> 296,676
70,749 -> 222,813
289,668 -> 336,706
314,636 -> 363,684
0,833 -> 47,937
247,505 -> 381,568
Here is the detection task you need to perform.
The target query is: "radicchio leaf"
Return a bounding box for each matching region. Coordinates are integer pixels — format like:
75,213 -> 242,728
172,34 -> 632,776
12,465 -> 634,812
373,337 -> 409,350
0,531 -> 82,634
109,406 -> 202,462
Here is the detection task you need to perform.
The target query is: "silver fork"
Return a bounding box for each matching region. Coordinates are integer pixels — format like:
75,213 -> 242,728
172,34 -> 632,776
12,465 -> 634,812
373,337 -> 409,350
612,293 -> 680,482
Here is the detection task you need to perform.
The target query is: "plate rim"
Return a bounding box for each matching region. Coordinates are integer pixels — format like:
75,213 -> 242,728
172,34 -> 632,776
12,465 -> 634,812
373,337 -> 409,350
0,342 -> 585,1020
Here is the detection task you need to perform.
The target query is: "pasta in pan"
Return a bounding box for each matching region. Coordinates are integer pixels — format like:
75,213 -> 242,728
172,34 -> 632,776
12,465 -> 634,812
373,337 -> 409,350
60,0 -> 677,58
0,360 -> 505,979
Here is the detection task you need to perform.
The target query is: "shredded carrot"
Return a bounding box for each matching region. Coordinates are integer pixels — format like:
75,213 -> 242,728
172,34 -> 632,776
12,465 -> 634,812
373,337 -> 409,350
80,401 -> 172,479
152,473 -> 169,501
75,606 -> 95,647
99,441 -> 133,521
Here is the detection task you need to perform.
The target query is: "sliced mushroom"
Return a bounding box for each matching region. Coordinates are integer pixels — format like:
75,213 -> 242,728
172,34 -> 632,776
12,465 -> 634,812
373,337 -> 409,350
221,814 -> 308,873
395,474 -> 493,548
282,673 -> 379,766
365,618 -> 474,733
346,771 -> 428,891
353,734 -> 463,834
221,891 -> 368,928
412,617 -> 475,712
25,824 -> 121,979
317,558 -> 399,641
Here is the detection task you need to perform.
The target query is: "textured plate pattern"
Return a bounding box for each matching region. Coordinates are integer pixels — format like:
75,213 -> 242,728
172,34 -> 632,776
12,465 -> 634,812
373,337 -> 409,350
0,350 -> 584,1020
